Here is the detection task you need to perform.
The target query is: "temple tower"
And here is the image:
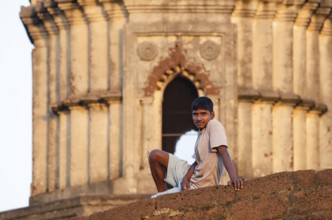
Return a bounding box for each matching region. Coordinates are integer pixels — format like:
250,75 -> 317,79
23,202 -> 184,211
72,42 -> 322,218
17,0 -> 332,215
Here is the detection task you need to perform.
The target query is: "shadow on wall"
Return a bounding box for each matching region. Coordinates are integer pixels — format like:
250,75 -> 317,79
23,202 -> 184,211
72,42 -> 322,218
82,169 -> 332,220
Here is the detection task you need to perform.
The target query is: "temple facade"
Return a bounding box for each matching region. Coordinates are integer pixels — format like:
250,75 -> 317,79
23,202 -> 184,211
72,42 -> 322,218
19,0 -> 332,206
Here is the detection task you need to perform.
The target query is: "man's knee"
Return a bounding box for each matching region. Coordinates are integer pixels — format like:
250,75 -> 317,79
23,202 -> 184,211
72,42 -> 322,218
149,149 -> 169,166
149,149 -> 162,163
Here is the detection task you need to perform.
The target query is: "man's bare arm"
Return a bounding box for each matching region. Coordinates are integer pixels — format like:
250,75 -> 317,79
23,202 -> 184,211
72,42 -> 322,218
217,146 -> 244,191
181,161 -> 197,191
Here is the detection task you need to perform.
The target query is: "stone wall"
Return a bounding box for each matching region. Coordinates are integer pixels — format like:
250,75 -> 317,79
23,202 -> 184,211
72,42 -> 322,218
81,169 -> 332,220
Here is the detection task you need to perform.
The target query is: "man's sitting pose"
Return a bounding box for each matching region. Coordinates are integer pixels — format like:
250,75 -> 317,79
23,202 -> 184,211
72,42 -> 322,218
149,96 -> 244,198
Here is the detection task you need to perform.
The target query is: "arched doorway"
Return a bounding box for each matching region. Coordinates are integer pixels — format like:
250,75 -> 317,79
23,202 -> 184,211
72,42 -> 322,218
162,75 -> 198,153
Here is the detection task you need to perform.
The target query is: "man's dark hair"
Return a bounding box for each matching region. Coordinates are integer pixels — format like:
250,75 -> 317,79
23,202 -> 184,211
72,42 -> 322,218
191,96 -> 214,112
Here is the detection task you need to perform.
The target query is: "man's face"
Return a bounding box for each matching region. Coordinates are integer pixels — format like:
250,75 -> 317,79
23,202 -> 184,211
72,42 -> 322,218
192,108 -> 215,130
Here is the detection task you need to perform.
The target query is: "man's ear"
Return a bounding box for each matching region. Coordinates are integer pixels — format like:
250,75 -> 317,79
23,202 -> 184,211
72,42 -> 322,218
211,111 -> 215,119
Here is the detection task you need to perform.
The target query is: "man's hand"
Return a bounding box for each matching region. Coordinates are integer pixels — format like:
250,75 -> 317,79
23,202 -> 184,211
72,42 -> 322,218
228,177 -> 247,191
181,161 -> 197,191
181,177 -> 191,191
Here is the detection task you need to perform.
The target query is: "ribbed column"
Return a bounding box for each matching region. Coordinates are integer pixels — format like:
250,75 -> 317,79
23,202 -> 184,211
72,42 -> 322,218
100,1 -> 127,93
251,1 -> 277,177
57,1 -> 89,97
306,12 -> 323,101
272,100 -> 296,172
232,1 -> 257,177
106,97 -> 122,180
231,1 -> 257,178
82,1 -> 108,93
293,104 -> 310,170
57,1 -> 89,187
306,109 -> 320,169
273,3 -> 300,94
68,105 -> 88,186
21,7 -> 49,195
293,3 -> 317,97
319,17 -> 332,169
305,8 -> 330,170
272,3 -> 300,173
47,3 -> 70,190
231,0 -> 257,90
37,4 -> 59,193
88,102 -> 108,183
292,3 -> 316,171
252,99 -> 274,177
57,111 -> 69,190
139,97 -> 153,170
252,1 -> 276,91
237,99 -> 254,177
47,3 -> 70,100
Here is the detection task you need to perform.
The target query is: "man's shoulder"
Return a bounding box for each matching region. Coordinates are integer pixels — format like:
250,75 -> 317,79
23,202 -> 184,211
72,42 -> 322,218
207,119 -> 225,130
208,119 -> 223,126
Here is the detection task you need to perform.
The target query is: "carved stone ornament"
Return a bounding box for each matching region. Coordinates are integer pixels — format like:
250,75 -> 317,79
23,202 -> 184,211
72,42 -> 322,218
137,41 -> 158,61
200,40 -> 220,61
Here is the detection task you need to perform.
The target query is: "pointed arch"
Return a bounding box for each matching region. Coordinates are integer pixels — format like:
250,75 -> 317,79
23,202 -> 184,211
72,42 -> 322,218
162,75 -> 198,153
144,45 -> 220,97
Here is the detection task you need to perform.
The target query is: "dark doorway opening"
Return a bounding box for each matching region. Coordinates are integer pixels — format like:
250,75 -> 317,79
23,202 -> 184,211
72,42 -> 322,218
162,75 -> 199,153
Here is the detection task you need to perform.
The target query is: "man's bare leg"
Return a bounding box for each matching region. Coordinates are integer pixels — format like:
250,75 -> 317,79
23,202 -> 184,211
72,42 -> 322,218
148,149 -> 169,192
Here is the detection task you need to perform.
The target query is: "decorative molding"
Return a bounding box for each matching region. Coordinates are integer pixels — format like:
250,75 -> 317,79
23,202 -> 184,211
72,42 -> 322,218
238,89 -> 328,115
51,92 -> 122,114
144,44 -> 220,96
199,40 -> 220,61
137,41 -> 158,61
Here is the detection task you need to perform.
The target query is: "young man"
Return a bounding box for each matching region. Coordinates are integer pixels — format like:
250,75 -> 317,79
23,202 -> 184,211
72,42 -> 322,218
149,96 -> 244,198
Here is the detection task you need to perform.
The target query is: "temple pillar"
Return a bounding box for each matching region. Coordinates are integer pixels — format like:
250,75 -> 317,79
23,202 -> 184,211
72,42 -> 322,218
57,111 -> 69,190
272,3 -> 300,172
20,8 -> 49,195
237,99 -> 254,178
47,3 -> 70,100
252,99 -> 275,177
319,17 -> 332,169
46,2 -> 71,191
292,2 -> 317,171
306,109 -> 320,169
99,1 -> 127,93
305,8 -> 330,170
272,100 -> 296,172
88,102 -> 108,183
231,0 -> 257,178
68,105 -> 88,186
105,99 -> 122,180
293,104 -> 309,170
36,3 -> 60,193
57,1 -> 89,97
252,1 -> 276,91
81,1 -> 108,93
57,2 -> 90,187
251,1 -> 277,177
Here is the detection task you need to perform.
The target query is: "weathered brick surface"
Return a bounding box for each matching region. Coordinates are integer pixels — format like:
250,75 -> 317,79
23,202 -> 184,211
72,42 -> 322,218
291,188 -> 332,215
2,170 -> 330,219
292,170 -> 317,191
83,170 -> 332,220
316,169 -> 332,187
231,193 -> 289,220
155,185 -> 235,211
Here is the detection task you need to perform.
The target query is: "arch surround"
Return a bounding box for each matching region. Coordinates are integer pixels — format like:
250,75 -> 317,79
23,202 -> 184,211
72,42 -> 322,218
144,45 -> 220,97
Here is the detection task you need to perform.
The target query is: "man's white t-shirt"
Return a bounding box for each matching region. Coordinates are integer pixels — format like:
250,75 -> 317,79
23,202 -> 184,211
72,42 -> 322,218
190,119 -> 228,188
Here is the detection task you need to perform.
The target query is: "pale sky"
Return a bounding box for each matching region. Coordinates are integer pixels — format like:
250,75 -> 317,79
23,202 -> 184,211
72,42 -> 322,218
0,0 -> 33,212
0,0 -> 197,213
